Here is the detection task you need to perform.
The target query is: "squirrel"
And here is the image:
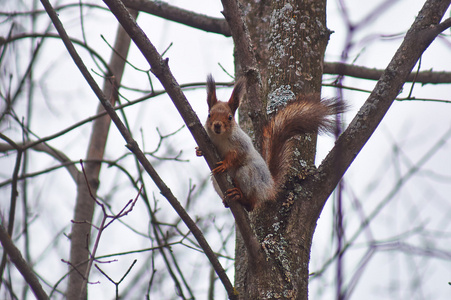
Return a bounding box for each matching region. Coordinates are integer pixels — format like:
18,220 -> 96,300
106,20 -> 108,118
197,74 -> 346,211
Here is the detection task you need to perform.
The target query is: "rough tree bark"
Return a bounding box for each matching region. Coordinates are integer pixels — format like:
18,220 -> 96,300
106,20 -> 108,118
230,1 -> 328,299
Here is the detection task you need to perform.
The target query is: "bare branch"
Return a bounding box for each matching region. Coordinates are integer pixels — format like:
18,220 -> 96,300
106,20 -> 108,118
0,223 -> 49,300
122,0 -> 231,36
0,133 -> 23,286
0,33 -> 110,75
95,259 -> 137,299
324,62 -> 451,84
76,161 -> 141,299
0,3 -> 108,17
0,141 -> 81,182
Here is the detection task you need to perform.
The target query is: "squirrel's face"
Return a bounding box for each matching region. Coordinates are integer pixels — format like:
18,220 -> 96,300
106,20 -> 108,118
206,101 -> 235,136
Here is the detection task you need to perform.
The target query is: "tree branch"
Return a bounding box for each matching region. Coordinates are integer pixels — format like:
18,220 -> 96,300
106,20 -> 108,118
311,0 -> 451,218
122,0 -> 231,36
0,141 -> 80,182
324,62 -> 451,84
0,33 -> 110,74
0,223 -> 49,300
0,133 -> 23,287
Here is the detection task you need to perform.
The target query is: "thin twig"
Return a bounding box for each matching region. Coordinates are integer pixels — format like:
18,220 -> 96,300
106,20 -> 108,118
77,161 -> 142,299
95,259 -> 137,300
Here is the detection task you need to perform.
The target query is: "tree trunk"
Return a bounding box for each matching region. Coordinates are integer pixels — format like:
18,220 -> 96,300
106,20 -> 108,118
235,1 -> 328,299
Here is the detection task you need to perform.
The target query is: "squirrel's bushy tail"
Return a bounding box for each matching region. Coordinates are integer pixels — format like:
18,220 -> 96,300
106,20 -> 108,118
262,95 -> 346,187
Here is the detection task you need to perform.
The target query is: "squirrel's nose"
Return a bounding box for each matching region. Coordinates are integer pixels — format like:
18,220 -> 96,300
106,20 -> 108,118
213,122 -> 222,134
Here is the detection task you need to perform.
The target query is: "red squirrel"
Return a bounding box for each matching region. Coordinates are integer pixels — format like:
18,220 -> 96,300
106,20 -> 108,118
197,74 -> 345,211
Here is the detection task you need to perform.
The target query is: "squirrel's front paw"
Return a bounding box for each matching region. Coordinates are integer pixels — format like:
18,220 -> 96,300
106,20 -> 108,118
221,196 -> 230,208
212,161 -> 226,174
195,147 -> 203,157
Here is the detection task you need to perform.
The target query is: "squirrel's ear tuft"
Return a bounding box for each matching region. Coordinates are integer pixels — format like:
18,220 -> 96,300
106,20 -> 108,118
228,77 -> 246,115
206,74 -> 217,110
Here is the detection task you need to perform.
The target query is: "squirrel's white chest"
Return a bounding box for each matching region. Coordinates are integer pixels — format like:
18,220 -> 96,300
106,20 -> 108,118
207,126 -> 251,157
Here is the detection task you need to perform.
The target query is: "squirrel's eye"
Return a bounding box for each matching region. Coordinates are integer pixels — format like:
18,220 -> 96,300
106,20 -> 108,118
207,113 -> 211,118
228,115 -> 233,121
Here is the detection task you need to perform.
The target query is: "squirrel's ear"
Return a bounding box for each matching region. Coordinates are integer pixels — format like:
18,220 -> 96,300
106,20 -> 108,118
206,74 -> 217,110
228,77 -> 246,115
